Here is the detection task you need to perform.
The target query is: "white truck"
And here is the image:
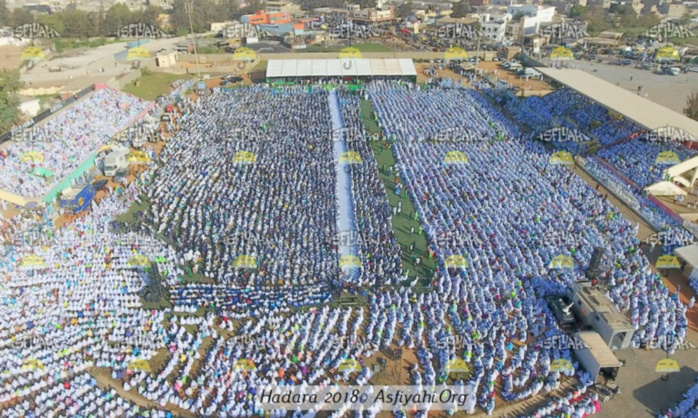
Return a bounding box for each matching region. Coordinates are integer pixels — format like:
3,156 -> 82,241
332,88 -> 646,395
103,147 -> 130,177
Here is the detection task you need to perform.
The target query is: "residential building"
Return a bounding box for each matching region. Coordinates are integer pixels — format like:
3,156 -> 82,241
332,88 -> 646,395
352,6 -> 395,23
266,1 -> 305,18
479,13 -> 512,42
242,10 -> 293,25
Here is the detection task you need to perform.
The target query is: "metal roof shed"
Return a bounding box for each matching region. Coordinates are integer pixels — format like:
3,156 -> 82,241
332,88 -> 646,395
574,331 -> 622,383
370,59 -> 387,76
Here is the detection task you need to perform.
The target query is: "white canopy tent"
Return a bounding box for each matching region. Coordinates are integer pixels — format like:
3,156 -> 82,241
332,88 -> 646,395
645,181 -> 688,196
663,155 -> 698,188
266,59 -> 417,79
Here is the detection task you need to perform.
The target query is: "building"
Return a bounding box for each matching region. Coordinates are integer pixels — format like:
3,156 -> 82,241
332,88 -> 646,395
242,10 -> 293,26
155,51 -> 178,68
351,6 -> 396,23
505,5 -> 555,40
266,1 -> 305,18
478,13 -> 512,42
265,58 -> 417,82
569,282 -> 634,350
658,3 -> 687,19
211,21 -> 236,32
471,0 -> 491,7
18,95 -> 40,118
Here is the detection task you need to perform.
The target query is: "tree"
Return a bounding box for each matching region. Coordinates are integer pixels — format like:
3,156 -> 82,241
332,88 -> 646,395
396,1 -> 414,19
581,6 -> 611,36
59,9 -> 96,37
10,7 -> 34,27
356,0 -> 377,9
0,69 -> 23,133
36,14 -> 65,36
685,91 -> 698,122
569,5 -> 585,18
170,0 -> 219,33
103,3 -> 133,36
0,0 -> 9,27
512,12 -> 524,22
451,0 -> 471,18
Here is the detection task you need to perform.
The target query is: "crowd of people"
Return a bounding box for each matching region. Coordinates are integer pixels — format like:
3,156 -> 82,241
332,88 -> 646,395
0,88 -> 152,198
0,79 -> 695,416
658,376 -> 698,418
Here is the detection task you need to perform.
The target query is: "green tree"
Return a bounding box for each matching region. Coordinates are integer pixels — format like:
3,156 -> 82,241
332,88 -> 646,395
396,1 -> 413,18
103,3 -> 133,36
0,70 -> 23,133
582,6 -> 611,35
59,9 -> 96,37
357,0 -> 377,9
10,7 -> 34,27
170,0 -> 218,33
569,5 -> 586,18
36,14 -> 65,36
0,0 -> 9,27
451,0 -> 471,18
686,91 -> 698,122
610,4 -> 637,28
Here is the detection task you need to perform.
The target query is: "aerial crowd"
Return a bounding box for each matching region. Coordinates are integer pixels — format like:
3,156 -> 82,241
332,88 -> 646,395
0,78 -> 695,417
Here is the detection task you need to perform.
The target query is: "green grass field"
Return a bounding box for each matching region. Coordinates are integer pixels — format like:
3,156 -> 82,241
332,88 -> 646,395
123,72 -> 195,101
359,99 -> 436,285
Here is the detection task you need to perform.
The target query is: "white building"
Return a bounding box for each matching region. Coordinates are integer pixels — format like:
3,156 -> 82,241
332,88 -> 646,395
18,95 -> 41,118
506,4 -> 555,40
479,13 -> 512,42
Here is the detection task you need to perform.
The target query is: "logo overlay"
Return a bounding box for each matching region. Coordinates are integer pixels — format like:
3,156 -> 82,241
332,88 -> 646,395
233,47 -> 257,70
538,127 -> 588,143
656,255 -> 680,269
337,359 -> 363,373
656,151 -> 679,164
116,23 -> 165,39
646,126 -> 697,143
20,255 -> 45,269
127,47 -> 151,61
444,46 -> 468,61
444,151 -> 468,164
549,255 -> 574,269
542,22 -> 589,40
444,255 -> 468,269
339,47 -> 362,59
233,151 -> 257,165
550,46 -> 575,61
13,23 -> 61,39
339,151 -> 362,164
549,151 -> 574,165
445,358 -> 470,373
644,22 -> 696,40
21,46 -> 45,62
256,385 -> 474,411
233,254 -> 257,269
655,358 -> 679,373
21,151 -> 45,163
550,358 -> 574,372
339,255 -> 362,269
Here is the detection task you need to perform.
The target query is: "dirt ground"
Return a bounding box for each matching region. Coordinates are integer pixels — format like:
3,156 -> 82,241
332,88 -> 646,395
0,45 -> 23,70
414,61 -> 552,92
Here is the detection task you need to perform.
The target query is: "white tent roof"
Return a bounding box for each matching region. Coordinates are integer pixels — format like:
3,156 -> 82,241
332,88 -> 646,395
675,244 -> 698,270
266,59 -> 417,78
645,181 -> 688,196
574,332 -> 622,368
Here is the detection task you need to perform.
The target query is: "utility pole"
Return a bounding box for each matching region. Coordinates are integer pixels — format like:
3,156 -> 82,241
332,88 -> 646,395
185,0 -> 201,80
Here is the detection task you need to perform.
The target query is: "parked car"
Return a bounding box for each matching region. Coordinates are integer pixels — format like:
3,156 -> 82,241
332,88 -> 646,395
92,179 -> 109,192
